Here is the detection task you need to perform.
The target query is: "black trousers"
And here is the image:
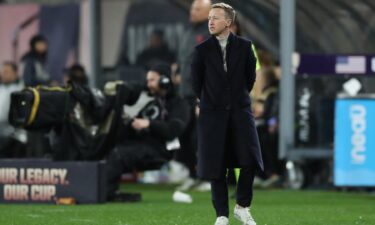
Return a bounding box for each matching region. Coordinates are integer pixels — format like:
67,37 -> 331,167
211,167 -> 255,217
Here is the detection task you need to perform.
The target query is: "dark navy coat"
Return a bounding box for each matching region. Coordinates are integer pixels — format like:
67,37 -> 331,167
191,33 -> 264,179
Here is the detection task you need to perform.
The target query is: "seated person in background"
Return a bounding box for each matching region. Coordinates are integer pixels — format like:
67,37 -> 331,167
135,29 -> 176,69
106,63 -> 190,201
0,62 -> 26,157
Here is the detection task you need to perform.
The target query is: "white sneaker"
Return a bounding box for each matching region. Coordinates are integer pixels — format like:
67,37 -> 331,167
234,206 -> 256,225
194,181 -> 211,192
214,216 -> 229,225
252,176 -> 263,188
176,178 -> 196,191
261,174 -> 280,188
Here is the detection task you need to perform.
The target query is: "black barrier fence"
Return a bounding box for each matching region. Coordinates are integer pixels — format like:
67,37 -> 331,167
294,76 -> 341,148
0,159 -> 106,204
294,75 -> 375,149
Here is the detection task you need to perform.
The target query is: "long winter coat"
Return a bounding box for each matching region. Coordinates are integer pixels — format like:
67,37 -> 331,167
191,33 -> 264,179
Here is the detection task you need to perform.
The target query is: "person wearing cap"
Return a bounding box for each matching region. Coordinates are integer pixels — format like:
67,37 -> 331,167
106,63 -> 190,201
191,3 -> 263,225
20,34 -> 50,87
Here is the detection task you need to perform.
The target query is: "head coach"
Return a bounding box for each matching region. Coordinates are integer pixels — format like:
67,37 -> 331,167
191,3 -> 264,225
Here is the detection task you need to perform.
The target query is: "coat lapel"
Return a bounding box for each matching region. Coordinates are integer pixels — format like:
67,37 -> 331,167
226,33 -> 241,77
207,36 -> 227,80
207,33 -> 241,80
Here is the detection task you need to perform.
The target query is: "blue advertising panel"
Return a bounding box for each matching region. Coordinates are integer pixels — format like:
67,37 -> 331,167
334,98 -> 375,186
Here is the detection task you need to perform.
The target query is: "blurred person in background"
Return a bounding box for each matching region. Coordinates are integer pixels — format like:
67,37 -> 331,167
20,35 -> 53,157
136,29 -> 176,69
251,50 -> 275,101
20,34 -> 51,87
0,62 -> 26,158
106,63 -> 190,201
174,0 -> 212,192
254,67 -> 281,188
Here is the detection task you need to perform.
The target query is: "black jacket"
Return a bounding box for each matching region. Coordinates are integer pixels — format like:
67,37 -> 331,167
192,33 -> 256,110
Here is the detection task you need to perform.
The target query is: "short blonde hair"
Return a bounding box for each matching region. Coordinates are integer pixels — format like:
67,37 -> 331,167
211,3 -> 236,22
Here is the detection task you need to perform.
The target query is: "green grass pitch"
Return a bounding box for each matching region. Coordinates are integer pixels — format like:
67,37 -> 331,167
0,184 -> 374,225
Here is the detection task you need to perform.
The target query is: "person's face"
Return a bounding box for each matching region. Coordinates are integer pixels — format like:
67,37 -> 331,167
190,0 -> 211,24
208,8 -> 231,36
146,71 -> 162,95
0,64 -> 17,83
150,34 -> 162,48
35,41 -> 48,54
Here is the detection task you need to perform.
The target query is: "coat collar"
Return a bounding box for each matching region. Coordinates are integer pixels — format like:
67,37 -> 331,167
208,32 -> 241,78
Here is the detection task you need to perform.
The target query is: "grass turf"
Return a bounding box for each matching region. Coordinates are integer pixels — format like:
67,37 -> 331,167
0,184 -> 374,225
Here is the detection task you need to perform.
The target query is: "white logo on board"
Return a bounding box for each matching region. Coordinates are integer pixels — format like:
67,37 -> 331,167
350,105 -> 366,165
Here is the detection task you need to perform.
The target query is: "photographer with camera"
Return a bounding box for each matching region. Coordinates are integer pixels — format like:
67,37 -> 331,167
50,64 -> 115,161
106,63 -> 190,201
9,62 -> 145,161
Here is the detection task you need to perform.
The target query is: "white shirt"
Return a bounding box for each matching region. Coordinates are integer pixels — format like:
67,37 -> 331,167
216,34 -> 229,72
